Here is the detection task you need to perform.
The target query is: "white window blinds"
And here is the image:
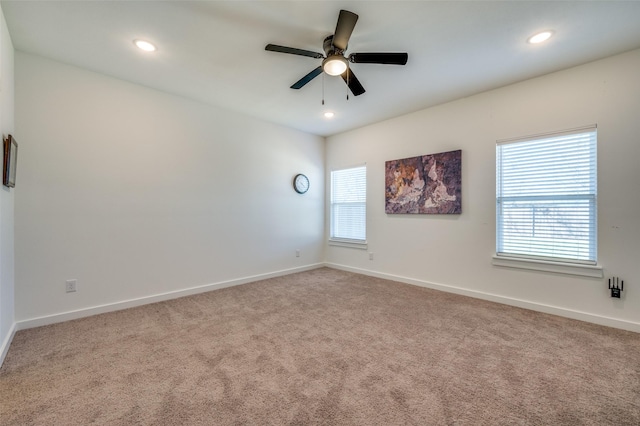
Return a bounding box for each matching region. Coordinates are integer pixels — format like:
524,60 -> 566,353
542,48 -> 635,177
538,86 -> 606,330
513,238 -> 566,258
330,165 -> 366,242
496,127 -> 597,264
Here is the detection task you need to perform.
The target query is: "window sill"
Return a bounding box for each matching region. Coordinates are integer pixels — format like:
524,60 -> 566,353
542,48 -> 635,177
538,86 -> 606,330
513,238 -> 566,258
329,239 -> 368,250
492,255 -> 603,278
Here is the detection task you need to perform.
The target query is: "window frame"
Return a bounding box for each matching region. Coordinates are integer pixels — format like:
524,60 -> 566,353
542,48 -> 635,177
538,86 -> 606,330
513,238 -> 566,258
329,164 -> 367,250
493,126 -> 602,278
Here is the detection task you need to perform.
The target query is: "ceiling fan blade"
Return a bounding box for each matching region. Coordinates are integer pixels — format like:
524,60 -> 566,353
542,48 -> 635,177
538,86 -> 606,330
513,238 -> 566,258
265,44 -> 324,59
333,10 -> 358,51
341,68 -> 365,96
349,52 -> 408,65
291,66 -> 323,89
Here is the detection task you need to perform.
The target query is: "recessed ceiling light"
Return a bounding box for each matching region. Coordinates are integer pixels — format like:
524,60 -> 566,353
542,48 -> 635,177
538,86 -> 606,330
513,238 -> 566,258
324,112 -> 335,119
527,31 -> 554,44
133,39 -> 157,52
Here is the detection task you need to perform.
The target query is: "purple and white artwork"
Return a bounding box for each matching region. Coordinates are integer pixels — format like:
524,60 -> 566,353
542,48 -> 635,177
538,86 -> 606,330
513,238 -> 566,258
385,149 -> 461,214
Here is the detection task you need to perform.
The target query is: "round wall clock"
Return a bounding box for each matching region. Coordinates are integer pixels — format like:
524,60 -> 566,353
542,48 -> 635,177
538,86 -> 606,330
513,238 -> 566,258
293,174 -> 310,194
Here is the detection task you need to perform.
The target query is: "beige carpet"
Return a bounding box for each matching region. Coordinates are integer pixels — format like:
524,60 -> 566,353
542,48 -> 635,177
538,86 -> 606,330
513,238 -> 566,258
1,267 -> 639,425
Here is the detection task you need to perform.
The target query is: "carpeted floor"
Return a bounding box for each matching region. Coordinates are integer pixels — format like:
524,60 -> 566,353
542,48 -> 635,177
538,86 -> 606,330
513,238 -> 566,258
1,267 -> 639,425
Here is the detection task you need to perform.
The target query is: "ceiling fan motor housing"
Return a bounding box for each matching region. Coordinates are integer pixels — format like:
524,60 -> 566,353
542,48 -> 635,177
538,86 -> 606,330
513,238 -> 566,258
323,35 -> 344,57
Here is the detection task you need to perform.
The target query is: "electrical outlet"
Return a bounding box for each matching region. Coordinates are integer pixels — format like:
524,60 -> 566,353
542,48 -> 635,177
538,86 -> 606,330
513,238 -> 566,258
369,252 -> 374,260
296,249 -> 301,258
65,279 -> 77,293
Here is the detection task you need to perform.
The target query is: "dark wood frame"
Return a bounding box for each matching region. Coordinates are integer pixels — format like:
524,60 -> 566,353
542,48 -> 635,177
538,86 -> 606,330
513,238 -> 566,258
3,134 -> 17,188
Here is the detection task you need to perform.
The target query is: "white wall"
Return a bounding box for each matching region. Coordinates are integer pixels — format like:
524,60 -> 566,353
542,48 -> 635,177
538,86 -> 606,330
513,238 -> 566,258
326,49 -> 640,331
0,4 -> 15,363
15,52 -> 324,325
10,46 -> 640,335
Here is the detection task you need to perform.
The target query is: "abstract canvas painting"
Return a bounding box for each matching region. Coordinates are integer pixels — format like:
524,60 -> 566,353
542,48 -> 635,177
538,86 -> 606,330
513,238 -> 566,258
385,149 -> 461,214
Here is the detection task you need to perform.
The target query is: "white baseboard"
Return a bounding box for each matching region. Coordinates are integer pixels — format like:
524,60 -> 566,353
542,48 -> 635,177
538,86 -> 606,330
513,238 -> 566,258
326,263 -> 640,333
0,321 -> 17,367
16,263 -> 325,331
12,261 -> 639,339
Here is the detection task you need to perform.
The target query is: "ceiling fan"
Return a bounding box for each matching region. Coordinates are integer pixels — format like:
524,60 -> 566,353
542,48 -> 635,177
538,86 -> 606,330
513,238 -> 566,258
265,10 -> 408,96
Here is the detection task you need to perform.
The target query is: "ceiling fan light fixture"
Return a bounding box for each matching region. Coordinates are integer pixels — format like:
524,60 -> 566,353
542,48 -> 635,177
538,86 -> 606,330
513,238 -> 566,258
324,111 -> 335,119
322,55 -> 347,76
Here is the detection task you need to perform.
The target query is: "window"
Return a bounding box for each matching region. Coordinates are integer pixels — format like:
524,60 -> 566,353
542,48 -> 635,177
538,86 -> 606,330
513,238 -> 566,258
496,126 -> 597,265
330,165 -> 366,245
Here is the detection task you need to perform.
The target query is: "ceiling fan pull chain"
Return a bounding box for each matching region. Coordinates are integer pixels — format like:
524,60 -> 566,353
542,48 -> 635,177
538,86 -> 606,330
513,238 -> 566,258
322,73 -> 325,105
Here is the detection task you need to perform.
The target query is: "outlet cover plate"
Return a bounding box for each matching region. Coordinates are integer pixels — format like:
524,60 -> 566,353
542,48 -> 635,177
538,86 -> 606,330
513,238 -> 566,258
65,279 -> 77,293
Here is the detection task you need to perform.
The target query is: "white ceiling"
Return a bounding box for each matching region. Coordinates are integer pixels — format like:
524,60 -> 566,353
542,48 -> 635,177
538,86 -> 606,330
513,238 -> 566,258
3,1 -> 640,137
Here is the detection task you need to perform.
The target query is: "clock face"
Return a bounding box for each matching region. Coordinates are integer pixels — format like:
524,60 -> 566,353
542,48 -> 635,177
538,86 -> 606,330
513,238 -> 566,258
293,174 -> 310,194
